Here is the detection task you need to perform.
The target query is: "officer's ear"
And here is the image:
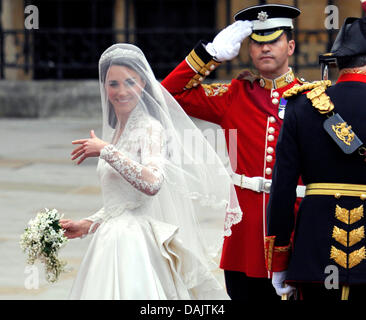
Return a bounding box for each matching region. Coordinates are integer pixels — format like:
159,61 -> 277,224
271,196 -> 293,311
288,40 -> 295,57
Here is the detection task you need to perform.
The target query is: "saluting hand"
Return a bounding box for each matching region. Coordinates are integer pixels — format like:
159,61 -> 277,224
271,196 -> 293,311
71,130 -> 109,165
205,20 -> 253,62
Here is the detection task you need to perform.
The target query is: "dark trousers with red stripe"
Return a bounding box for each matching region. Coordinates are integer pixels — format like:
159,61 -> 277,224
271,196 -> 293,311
224,270 -> 279,300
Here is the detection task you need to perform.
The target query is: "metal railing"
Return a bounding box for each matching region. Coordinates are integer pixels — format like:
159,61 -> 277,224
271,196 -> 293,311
0,0 -> 338,80
0,28 -> 338,79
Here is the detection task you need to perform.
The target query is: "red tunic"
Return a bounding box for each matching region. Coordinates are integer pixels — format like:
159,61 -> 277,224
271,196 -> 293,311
162,47 -> 302,278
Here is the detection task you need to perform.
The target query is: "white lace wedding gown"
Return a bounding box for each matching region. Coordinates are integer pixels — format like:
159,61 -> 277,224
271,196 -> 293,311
68,105 -> 228,300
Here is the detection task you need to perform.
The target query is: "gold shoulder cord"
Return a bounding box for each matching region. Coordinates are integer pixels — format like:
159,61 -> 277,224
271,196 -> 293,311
305,81 -> 334,115
284,80 -> 366,159
306,82 -> 366,159
283,80 -> 335,116
283,80 -> 332,100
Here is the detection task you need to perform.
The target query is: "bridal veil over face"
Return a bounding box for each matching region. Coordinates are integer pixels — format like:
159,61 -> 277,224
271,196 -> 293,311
98,43 -> 242,268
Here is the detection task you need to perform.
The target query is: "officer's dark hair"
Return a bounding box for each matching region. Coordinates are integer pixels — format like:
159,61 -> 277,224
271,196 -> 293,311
337,54 -> 366,70
284,29 -> 294,42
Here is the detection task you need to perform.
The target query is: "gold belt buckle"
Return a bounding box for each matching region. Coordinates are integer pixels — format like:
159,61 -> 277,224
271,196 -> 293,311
240,174 -> 246,189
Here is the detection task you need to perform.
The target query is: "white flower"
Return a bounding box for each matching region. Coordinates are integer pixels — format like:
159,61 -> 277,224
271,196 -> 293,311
20,208 -> 68,283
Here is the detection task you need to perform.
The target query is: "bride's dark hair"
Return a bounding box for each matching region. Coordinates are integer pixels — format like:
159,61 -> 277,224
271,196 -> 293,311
99,57 -> 162,128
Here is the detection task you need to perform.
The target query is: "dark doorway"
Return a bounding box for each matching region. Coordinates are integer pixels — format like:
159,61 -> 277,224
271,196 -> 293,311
31,0 -> 115,79
133,0 -> 217,79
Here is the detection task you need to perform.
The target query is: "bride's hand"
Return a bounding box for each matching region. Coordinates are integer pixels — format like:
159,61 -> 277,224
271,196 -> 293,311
60,219 -> 92,239
71,130 -> 109,165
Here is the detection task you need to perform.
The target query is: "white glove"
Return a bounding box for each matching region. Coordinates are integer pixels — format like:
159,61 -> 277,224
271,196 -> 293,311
272,271 -> 296,298
205,20 -> 253,62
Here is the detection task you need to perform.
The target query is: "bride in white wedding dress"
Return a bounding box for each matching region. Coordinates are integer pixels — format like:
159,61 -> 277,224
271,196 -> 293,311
60,44 -> 242,300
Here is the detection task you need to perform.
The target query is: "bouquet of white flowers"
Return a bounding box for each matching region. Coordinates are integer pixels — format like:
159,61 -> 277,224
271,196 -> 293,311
20,208 -> 68,283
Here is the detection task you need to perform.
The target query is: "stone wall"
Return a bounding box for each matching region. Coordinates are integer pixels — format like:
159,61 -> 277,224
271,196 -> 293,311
0,80 -> 101,118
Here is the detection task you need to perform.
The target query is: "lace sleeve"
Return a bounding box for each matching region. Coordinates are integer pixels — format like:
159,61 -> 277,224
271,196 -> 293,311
82,207 -> 104,236
84,207 -> 104,223
100,122 -> 166,196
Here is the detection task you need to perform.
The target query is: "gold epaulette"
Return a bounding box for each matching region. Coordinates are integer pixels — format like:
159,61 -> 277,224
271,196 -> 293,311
283,80 -> 334,114
306,81 -> 334,114
283,80 -> 332,99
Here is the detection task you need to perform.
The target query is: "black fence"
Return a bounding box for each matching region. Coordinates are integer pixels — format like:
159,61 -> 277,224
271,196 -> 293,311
0,0 -> 338,80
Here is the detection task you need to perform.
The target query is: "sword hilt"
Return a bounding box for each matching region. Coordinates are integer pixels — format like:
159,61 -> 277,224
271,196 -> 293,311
319,54 -> 337,80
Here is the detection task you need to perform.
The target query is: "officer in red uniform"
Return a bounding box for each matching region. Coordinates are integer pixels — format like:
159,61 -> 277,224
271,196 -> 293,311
265,9 -> 366,301
162,4 -> 305,300
362,0 -> 366,12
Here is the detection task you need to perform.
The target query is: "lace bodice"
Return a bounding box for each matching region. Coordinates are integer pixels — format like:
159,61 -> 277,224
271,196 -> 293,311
87,105 -> 166,222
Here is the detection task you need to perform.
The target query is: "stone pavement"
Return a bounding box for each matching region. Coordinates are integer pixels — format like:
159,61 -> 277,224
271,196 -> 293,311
0,117 -> 103,300
0,117 -> 229,300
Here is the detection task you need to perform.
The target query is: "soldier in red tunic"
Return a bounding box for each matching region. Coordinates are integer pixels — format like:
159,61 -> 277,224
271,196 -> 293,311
161,4 -> 305,300
362,0 -> 366,12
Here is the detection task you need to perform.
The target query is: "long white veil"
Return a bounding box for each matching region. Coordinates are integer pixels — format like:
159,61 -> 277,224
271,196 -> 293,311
98,43 -> 242,270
